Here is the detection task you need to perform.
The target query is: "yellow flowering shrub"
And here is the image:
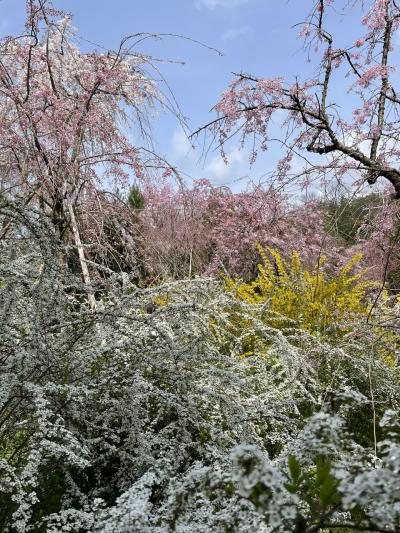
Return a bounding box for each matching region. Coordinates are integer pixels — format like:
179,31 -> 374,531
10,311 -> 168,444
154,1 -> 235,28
225,246 -> 375,336
153,293 -> 171,307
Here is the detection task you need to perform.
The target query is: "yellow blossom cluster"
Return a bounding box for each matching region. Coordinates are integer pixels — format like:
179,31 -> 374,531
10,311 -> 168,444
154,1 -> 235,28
225,245 -> 374,336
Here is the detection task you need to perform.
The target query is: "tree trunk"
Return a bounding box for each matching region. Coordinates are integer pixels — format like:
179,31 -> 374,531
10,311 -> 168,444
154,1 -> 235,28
68,203 -> 96,311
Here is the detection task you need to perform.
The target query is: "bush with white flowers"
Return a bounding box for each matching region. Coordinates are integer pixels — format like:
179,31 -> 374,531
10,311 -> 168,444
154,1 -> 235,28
0,201 -> 399,532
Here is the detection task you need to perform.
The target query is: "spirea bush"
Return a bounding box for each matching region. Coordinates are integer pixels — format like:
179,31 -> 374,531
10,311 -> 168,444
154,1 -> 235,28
0,200 -> 399,532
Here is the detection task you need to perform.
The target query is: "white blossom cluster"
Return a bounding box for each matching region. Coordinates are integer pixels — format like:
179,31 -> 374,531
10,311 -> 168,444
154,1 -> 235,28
0,200 -> 399,532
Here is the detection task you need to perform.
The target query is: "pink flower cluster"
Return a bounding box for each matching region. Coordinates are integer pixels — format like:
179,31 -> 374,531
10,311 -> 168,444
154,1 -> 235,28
136,180 -> 358,281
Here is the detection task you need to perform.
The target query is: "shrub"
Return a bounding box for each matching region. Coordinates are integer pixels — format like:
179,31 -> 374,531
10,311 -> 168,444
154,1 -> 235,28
0,201 -> 398,532
225,246 -> 375,337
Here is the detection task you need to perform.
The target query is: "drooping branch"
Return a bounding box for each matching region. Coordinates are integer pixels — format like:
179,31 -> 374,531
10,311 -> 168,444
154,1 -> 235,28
197,0 -> 400,199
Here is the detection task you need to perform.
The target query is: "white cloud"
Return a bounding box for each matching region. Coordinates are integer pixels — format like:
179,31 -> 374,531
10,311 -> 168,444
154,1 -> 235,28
203,148 -> 246,184
342,131 -> 371,154
222,26 -> 253,42
171,127 -> 193,159
196,0 -> 249,10
169,127 -> 251,188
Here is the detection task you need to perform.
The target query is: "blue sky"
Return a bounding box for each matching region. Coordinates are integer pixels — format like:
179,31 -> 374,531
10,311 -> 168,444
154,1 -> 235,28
1,0 -> 365,191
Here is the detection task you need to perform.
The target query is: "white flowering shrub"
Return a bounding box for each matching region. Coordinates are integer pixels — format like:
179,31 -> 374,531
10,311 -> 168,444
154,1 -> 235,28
0,200 -> 399,532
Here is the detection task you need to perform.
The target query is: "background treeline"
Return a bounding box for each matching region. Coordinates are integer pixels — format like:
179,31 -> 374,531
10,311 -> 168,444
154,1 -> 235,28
91,181 -> 400,290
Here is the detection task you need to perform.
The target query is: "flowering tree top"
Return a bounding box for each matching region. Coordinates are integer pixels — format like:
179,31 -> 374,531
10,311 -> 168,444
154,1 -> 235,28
0,1 -> 171,236
200,0 -> 400,198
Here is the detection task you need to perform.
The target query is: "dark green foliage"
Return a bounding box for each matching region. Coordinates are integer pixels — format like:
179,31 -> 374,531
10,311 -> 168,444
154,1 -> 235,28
321,193 -> 382,244
128,185 -> 145,211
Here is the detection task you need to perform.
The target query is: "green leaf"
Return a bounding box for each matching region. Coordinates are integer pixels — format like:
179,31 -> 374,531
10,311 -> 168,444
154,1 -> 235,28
315,457 -> 339,507
288,455 -> 302,483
